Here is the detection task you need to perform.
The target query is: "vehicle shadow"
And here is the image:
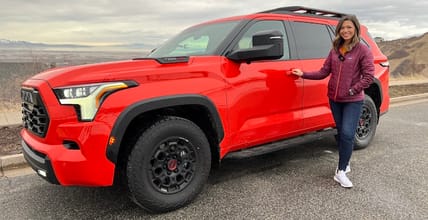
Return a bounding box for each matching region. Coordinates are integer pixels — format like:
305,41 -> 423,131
208,134 -> 338,185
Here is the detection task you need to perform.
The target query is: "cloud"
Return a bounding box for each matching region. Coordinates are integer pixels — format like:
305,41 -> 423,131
1,0 -> 427,46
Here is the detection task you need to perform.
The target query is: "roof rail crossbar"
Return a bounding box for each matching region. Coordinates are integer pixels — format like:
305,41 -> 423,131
260,6 -> 348,18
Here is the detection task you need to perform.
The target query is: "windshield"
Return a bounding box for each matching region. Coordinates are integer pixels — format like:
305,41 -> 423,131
148,21 -> 240,58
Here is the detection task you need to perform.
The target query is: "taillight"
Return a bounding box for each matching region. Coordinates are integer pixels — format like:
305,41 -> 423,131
379,61 -> 389,67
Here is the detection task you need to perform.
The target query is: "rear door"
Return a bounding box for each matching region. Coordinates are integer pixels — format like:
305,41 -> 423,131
289,20 -> 336,130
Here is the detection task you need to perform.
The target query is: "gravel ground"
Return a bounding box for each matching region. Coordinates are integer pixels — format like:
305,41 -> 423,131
0,125 -> 22,156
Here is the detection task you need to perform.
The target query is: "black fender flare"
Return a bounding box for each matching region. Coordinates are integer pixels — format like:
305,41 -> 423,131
365,77 -> 383,110
106,94 -> 224,164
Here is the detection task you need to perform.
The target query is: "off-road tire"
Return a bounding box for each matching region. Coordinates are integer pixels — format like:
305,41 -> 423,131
126,116 -> 211,213
354,95 -> 378,149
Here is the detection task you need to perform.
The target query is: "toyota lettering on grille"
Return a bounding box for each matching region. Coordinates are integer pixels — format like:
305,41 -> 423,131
21,89 -> 35,104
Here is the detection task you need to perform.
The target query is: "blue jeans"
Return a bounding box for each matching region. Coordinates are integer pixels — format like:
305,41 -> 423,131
329,99 -> 363,171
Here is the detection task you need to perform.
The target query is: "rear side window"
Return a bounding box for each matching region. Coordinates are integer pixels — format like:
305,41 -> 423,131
291,22 -> 332,59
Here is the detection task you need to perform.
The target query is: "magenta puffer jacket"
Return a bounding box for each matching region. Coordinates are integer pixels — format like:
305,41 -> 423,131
302,42 -> 374,102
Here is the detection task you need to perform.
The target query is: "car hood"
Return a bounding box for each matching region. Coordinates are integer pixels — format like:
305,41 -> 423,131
30,58 -> 202,88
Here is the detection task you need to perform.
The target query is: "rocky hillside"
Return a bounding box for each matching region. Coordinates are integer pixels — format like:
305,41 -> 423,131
377,33 -> 428,79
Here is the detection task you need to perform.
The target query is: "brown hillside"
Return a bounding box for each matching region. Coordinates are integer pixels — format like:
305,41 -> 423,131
377,33 -> 428,79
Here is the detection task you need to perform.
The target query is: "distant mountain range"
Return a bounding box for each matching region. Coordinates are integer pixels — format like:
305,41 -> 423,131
0,39 -> 152,51
0,39 -> 90,49
377,32 -> 428,79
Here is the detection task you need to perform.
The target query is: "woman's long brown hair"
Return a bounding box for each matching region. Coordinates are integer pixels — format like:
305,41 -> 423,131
333,15 -> 361,52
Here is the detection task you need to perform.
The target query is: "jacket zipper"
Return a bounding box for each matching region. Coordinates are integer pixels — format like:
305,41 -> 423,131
334,62 -> 343,101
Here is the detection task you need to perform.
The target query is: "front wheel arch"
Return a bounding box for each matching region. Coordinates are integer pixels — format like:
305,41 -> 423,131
106,95 -> 224,164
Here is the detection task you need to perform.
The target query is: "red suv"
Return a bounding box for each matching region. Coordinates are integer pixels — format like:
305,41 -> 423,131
21,6 -> 389,212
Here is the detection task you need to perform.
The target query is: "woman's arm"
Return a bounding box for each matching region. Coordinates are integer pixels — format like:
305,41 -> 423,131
291,50 -> 333,80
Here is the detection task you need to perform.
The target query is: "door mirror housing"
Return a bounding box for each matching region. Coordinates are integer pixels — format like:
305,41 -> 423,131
227,30 -> 284,63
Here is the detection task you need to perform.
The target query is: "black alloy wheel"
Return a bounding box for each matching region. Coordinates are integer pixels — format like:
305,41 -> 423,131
126,116 -> 211,213
149,137 -> 197,194
354,95 -> 378,149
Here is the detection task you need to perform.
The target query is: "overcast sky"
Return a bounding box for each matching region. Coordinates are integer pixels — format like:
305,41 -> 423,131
1,0 -> 427,47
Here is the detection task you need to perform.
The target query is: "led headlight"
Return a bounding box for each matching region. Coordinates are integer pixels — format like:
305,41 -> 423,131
54,81 -> 137,121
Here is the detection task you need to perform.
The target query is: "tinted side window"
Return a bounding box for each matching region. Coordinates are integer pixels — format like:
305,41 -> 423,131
233,20 -> 290,60
292,22 -> 332,59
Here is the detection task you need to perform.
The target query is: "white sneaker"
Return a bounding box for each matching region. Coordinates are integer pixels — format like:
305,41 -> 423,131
334,170 -> 353,188
336,164 -> 351,174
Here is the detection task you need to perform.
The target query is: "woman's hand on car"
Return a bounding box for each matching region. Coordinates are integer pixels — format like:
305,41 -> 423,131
291,68 -> 303,77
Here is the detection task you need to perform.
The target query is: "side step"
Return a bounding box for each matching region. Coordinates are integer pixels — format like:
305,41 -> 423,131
224,128 -> 336,159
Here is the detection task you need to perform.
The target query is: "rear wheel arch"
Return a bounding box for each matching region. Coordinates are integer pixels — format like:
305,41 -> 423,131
354,94 -> 378,149
353,80 -> 383,150
364,78 -> 383,118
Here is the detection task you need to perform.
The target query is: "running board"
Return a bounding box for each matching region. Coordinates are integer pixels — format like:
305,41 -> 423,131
224,128 -> 336,159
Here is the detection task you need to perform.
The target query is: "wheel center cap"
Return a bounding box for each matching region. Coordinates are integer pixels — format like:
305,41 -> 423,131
167,159 -> 178,171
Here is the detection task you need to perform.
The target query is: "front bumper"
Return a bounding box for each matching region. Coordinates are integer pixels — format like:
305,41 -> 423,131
22,140 -> 59,184
21,128 -> 116,186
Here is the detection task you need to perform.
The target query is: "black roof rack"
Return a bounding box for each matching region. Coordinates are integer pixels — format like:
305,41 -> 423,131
260,6 -> 349,18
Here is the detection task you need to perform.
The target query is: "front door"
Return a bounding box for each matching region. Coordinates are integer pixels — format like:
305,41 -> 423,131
223,19 -> 304,151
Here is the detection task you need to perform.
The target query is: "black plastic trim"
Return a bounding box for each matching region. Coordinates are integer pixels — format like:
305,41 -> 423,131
133,57 -> 189,64
259,6 -> 348,19
21,88 -> 50,137
106,94 -> 224,164
22,140 -> 60,184
370,77 -> 383,104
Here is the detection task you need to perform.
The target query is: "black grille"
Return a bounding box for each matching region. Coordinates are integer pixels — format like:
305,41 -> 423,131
21,88 -> 50,137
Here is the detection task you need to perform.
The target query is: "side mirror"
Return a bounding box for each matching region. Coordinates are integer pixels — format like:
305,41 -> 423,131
227,30 -> 283,62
